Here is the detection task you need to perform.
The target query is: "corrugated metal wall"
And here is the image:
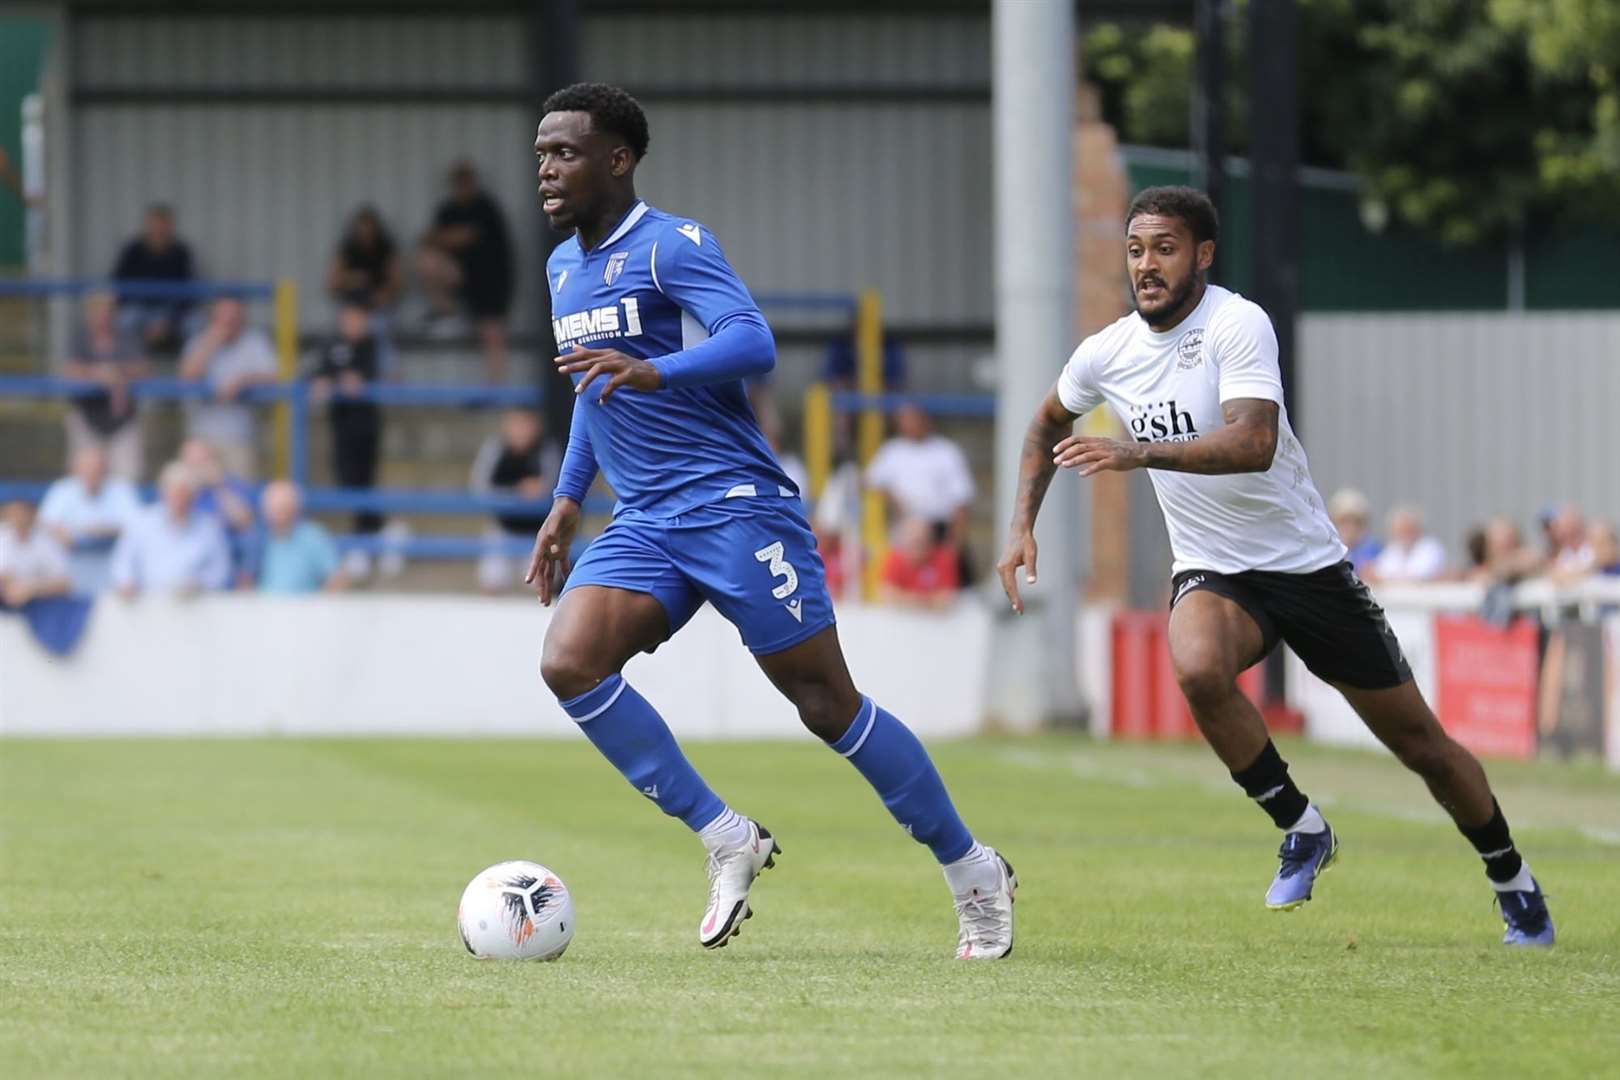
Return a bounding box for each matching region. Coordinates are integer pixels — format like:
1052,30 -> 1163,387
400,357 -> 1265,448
67,9 -> 992,381
1299,312 -> 1620,558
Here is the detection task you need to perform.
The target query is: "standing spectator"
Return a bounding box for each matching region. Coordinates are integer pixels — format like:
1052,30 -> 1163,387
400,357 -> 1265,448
1547,505 -> 1593,574
177,297 -> 278,479
37,446 -> 142,594
326,206 -> 402,375
111,203 -> 197,354
865,402 -> 975,562
1466,517 -> 1540,585
1328,488 -> 1381,572
180,438 -> 258,587
257,481 -> 344,594
877,515 -> 960,609
108,462 -> 231,599
1367,505 -> 1447,583
0,501 -> 74,608
61,290 -> 151,482
310,304 -> 385,540
1589,521 -> 1620,577
470,409 -> 559,592
416,161 -> 514,384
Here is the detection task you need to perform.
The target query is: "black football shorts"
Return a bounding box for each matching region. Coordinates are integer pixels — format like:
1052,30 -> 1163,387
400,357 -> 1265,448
1169,560 -> 1412,690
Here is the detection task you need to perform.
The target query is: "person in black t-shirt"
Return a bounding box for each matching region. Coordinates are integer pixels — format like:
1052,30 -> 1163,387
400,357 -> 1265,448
111,204 -> 197,355
310,304 -> 385,537
327,206 -> 402,377
470,409 -> 560,593
415,162 -> 514,385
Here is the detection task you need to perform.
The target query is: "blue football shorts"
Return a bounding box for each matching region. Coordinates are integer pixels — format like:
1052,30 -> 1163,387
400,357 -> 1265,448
563,496 -> 835,655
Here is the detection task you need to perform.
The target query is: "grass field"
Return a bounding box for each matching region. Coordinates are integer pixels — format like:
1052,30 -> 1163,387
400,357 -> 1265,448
3,735 -> 1617,1078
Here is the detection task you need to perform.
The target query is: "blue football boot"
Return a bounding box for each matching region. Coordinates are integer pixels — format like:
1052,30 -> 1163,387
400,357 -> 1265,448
1497,879 -> 1555,947
1264,824 -> 1339,911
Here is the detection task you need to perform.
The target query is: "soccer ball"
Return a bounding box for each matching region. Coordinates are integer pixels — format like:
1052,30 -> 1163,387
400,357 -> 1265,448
457,861 -> 575,961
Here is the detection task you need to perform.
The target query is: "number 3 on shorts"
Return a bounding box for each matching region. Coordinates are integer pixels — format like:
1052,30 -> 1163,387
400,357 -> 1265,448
753,540 -> 799,600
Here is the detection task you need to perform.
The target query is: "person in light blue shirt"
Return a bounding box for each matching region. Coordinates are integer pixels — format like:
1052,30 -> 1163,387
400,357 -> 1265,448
37,446 -> 143,593
524,84 -> 1012,960
256,481 -> 342,594
109,461 -> 230,598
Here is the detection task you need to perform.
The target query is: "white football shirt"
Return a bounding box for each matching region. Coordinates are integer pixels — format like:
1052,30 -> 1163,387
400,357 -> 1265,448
1057,284 -> 1345,576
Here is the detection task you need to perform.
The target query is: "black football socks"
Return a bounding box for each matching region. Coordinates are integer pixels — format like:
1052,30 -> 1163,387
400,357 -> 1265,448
1230,739 -> 1311,830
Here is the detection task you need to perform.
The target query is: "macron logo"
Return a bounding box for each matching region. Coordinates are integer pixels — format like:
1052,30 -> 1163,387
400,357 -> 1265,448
641,784 -> 659,801
785,598 -> 803,623
677,223 -> 702,246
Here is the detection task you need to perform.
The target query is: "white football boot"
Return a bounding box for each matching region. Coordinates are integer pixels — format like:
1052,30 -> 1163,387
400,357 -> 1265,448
699,819 -> 780,949
951,849 -> 1017,960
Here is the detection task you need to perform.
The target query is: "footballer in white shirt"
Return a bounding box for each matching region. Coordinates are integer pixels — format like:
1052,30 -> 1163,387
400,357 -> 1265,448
997,186 -> 1551,947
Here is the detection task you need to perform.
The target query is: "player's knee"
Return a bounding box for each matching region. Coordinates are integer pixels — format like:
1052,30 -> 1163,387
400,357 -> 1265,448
1390,727 -> 1456,780
540,641 -> 612,702
1175,660 -> 1237,712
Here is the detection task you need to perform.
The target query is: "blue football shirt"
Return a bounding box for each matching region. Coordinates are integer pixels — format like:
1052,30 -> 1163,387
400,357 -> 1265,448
548,201 -> 795,517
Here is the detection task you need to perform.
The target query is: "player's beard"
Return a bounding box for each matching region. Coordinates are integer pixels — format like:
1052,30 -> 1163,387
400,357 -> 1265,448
1136,270 -> 1200,325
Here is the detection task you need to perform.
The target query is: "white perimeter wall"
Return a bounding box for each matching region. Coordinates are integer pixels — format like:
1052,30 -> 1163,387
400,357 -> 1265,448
0,595 -> 993,739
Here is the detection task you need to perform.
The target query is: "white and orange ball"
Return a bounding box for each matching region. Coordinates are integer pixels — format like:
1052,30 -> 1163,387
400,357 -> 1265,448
457,861 -> 574,961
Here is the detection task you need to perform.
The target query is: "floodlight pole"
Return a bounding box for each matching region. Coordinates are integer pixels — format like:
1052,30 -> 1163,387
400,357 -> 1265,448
986,0 -> 1084,732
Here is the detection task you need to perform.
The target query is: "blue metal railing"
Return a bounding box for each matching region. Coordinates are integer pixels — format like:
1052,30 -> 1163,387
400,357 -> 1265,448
0,278 -> 276,300
828,391 -> 996,418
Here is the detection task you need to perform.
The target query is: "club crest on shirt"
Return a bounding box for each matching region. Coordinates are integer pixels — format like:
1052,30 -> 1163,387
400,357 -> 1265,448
1175,327 -> 1204,370
603,251 -> 629,286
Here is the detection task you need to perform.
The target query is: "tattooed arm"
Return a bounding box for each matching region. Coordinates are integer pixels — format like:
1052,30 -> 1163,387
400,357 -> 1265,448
1051,398 -> 1279,477
996,386 -> 1080,614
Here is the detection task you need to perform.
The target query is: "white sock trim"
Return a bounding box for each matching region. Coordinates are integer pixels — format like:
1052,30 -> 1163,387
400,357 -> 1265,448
569,678 -> 627,723
1286,804 -> 1327,834
1490,862 -> 1535,893
837,699 -> 878,758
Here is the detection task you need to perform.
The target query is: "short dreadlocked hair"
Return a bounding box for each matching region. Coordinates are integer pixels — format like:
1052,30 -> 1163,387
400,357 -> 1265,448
542,82 -> 650,160
1126,185 -> 1219,244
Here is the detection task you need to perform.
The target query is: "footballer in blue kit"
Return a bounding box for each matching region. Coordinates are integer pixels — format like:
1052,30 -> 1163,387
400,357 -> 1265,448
526,83 -> 1015,958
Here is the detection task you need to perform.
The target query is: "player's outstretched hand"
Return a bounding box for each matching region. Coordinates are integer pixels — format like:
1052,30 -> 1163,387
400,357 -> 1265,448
526,497 -> 582,606
1052,434 -> 1147,476
554,348 -> 662,402
996,527 -> 1039,615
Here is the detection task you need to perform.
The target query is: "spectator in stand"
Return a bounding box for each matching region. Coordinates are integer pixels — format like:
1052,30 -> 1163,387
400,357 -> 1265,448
1366,505 -> 1447,583
257,481 -> 344,594
1589,521 -> 1620,577
61,290 -> 150,482
180,438 -> 258,588
812,450 -> 863,600
38,446 -> 142,594
177,297 -> 279,479
470,409 -> 559,593
866,402 -> 975,581
1547,504 -> 1593,574
111,203 -> 197,354
109,461 -> 231,599
0,501 -> 74,608
310,304 -> 385,541
1465,516 -> 1540,585
415,161 -> 515,384
326,206 -> 402,375
1328,488 -> 1381,572
878,515 -> 960,609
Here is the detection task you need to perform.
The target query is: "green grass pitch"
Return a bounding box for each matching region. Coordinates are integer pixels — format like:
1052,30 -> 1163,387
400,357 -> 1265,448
3,735 -> 1617,1077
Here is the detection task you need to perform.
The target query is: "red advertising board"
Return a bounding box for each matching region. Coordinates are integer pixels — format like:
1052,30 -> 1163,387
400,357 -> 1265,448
1434,615 -> 1539,759
1111,611 -> 1263,740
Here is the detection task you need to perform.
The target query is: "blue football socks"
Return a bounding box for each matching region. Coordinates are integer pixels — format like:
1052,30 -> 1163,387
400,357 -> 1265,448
827,697 -> 975,864
560,673 -> 726,832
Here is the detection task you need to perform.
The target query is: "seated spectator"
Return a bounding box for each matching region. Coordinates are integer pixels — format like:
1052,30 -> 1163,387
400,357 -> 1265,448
0,501 -> 73,608
37,446 -> 142,594
61,290 -> 151,482
112,203 -> 197,354
178,297 -> 278,479
109,461 -> 231,599
326,206 -> 401,375
878,516 -> 960,609
1467,517 -> 1540,585
1366,506 -> 1446,583
470,409 -> 559,593
865,402 -> 974,544
1328,488 -> 1381,572
812,452 -> 864,600
416,161 -> 514,384
1589,521 -> 1620,577
180,438 -> 257,587
310,304 -> 385,541
257,481 -> 344,594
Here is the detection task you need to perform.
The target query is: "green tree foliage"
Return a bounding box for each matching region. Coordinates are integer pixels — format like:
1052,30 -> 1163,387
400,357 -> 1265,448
1081,0 -> 1620,246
